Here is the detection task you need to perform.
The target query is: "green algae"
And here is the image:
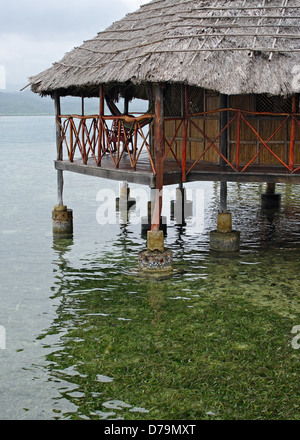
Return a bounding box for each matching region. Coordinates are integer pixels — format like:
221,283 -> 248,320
39,245 -> 300,421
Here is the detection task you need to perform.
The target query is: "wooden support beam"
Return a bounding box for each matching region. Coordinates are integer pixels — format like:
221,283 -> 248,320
219,94 -> 228,167
182,84 -> 189,183
289,95 -> 297,170
151,84 -> 164,231
98,85 -> 104,166
54,92 -> 64,206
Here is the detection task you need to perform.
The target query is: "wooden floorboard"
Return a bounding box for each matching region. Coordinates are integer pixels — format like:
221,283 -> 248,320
55,156 -> 300,186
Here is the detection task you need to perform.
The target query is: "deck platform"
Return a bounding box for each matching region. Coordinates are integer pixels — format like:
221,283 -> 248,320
55,155 -> 300,186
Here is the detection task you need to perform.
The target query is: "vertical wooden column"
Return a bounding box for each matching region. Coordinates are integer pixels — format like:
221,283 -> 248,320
98,85 -> 104,166
219,94 -> 228,167
182,84 -> 189,183
289,95 -> 297,170
52,92 -> 73,237
151,84 -> 164,231
219,94 -> 228,214
54,92 -> 63,206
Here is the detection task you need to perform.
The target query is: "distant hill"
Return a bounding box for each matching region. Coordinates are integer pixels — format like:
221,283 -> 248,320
0,91 -> 100,116
0,91 -> 149,116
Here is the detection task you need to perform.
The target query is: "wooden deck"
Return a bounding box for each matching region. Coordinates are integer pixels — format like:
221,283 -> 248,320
55,153 -> 300,186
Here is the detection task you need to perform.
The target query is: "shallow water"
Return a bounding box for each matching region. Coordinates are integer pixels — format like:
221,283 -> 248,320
0,116 -> 299,420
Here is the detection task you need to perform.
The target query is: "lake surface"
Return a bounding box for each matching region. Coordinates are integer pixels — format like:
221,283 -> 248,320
0,116 -> 299,420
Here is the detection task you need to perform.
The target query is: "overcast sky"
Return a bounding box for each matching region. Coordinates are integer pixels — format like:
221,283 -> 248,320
0,0 -> 151,90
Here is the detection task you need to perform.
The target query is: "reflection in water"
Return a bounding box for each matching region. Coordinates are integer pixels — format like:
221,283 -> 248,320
37,183 -> 300,420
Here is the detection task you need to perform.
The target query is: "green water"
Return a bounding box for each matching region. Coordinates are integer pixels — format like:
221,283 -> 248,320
0,116 -> 299,420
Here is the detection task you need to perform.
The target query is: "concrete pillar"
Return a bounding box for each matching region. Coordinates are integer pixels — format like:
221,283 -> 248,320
210,182 -> 240,252
170,184 -> 193,225
138,230 -> 173,273
116,181 -> 136,211
53,93 -> 73,238
261,183 -> 281,210
52,205 -> 73,237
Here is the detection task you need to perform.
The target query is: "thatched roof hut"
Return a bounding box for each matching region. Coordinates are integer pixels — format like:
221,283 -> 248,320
30,0 -> 300,98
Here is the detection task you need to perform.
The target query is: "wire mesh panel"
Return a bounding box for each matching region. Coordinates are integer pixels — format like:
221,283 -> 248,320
189,86 -> 205,114
164,84 -> 183,117
256,94 -> 298,113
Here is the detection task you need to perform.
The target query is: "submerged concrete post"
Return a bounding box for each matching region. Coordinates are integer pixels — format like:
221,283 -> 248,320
261,182 -> 281,210
52,204 -> 73,237
138,230 -> 173,272
210,182 -> 240,252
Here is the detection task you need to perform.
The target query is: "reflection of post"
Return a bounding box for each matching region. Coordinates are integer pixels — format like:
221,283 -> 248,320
261,182 -> 281,210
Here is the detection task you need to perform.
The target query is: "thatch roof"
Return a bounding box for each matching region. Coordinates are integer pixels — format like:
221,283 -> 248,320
29,0 -> 300,98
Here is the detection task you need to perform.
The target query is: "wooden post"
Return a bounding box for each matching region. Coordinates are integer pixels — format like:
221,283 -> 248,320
219,94 -> 228,214
289,95 -> 297,170
124,96 -> 129,115
219,94 -> 228,167
151,84 -> 164,231
98,85 -> 104,166
182,85 -> 189,183
54,92 -> 64,206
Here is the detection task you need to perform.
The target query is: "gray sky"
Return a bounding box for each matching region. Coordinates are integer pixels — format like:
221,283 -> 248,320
0,0 -> 151,90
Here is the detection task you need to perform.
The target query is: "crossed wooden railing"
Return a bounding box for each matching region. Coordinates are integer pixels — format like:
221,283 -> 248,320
164,109 -> 300,181
56,113 -> 155,172
56,109 -> 300,179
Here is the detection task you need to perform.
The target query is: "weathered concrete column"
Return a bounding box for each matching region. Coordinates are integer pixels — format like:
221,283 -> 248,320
139,84 -> 173,272
170,184 -> 193,225
116,181 -> 136,211
210,183 -> 240,252
52,92 -> 73,237
261,182 -> 281,210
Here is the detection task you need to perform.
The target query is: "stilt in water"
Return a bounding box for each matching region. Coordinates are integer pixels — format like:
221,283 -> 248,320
52,92 -> 73,238
261,182 -> 281,210
138,84 -> 173,272
116,181 -> 136,212
170,183 -> 193,226
210,182 -> 240,252
141,189 -> 167,236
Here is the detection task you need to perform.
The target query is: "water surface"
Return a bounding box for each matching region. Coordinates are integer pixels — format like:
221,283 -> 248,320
0,116 -> 299,420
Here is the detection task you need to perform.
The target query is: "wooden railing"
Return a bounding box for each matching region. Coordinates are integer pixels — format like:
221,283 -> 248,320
163,109 -> 300,181
56,113 -> 155,173
56,109 -> 300,180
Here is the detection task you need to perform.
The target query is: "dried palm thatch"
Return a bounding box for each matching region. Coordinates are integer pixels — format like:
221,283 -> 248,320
29,0 -> 300,98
